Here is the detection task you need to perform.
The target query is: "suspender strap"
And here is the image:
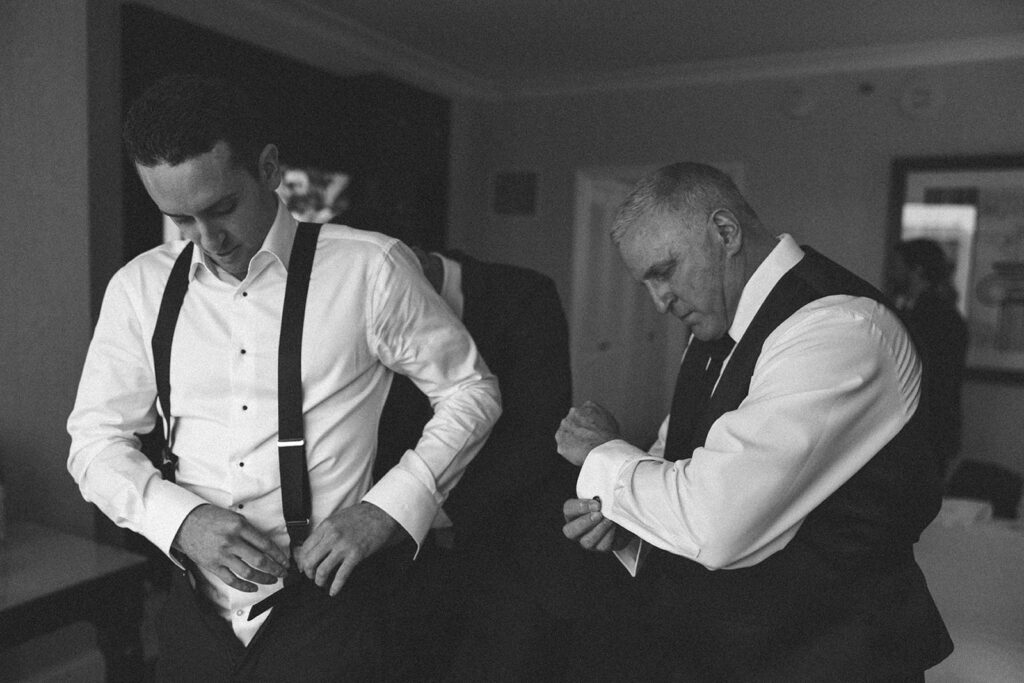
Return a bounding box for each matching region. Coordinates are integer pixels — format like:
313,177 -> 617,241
150,223 -> 321,555
277,222 -> 321,549
151,242 -> 195,483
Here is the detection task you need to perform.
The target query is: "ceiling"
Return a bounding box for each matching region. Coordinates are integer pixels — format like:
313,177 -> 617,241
157,0 -> 1024,99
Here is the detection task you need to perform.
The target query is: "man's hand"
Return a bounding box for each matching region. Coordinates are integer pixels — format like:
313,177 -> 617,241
556,400 -> 621,466
172,504 -> 290,592
294,501 -> 406,597
562,497 -> 634,552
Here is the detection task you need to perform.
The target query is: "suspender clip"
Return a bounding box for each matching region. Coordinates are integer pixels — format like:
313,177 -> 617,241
158,445 -> 179,482
285,517 -> 311,548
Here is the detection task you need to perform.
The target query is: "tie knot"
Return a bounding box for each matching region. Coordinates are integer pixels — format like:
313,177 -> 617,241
707,334 -> 735,361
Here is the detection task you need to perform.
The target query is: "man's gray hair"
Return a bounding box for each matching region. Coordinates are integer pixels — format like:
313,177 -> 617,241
610,162 -> 759,243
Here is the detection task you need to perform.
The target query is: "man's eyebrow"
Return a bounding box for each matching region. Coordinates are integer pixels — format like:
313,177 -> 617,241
162,193 -> 238,219
642,257 -> 676,281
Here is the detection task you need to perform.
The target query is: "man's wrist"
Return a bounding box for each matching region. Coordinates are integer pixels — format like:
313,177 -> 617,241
579,434 -> 616,465
171,503 -> 209,553
360,501 -> 408,547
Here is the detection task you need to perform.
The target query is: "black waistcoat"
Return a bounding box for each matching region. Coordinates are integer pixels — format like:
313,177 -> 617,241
646,248 -> 952,680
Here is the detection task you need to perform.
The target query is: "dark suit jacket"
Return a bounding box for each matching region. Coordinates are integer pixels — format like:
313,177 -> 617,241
375,251 -> 573,547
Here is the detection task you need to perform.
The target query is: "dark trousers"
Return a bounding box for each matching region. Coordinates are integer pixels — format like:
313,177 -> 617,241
384,462 -> 645,683
443,552 -> 644,683
382,536 -> 641,683
155,547 -> 410,682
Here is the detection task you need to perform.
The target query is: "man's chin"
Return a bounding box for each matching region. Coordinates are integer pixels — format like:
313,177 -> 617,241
689,320 -> 726,342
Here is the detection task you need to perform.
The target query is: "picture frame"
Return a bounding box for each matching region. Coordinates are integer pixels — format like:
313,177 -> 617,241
888,154 -> 1024,383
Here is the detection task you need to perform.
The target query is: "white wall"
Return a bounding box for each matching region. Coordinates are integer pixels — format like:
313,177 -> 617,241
0,0 -> 121,535
447,61 -> 1024,476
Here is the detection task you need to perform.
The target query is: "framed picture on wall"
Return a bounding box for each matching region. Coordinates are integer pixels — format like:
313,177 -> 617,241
888,154 -> 1024,382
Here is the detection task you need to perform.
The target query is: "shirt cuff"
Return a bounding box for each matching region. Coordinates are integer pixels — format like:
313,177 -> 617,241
362,463 -> 438,556
143,478 -> 209,568
578,439 -> 659,577
576,438 -> 652,500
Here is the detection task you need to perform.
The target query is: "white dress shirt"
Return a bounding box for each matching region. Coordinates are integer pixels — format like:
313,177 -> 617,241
68,199 -> 501,643
578,235 -> 921,574
430,252 -> 462,532
435,252 -> 464,320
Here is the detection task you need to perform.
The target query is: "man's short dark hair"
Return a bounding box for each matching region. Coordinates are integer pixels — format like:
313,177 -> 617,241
895,238 -> 954,286
122,73 -> 266,174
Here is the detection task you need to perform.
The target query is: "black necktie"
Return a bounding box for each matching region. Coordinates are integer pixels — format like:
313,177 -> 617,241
664,334 -> 735,462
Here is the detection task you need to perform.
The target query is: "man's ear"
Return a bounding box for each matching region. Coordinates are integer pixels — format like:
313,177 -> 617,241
710,208 -> 742,255
258,143 -> 282,189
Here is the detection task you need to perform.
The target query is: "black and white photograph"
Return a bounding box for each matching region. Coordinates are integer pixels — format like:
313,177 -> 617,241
3,1 -> 1024,681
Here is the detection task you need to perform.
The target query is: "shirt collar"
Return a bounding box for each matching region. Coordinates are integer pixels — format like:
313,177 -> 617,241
435,252 -> 464,320
728,234 -> 804,343
187,197 -> 297,282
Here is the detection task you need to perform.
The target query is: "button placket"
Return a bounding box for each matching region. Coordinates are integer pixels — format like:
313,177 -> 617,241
235,283 -> 262,423
229,286 -> 255,479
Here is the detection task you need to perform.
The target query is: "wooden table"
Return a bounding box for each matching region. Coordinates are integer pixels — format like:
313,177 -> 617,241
0,522 -> 150,681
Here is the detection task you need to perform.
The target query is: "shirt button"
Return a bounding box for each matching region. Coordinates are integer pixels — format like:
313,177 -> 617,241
239,462 -> 245,468
242,405 -> 248,411
240,349 -> 247,355
236,609 -> 245,617
242,291 -> 248,297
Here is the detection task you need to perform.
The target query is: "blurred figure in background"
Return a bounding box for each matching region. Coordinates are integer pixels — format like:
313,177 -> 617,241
891,238 -> 969,479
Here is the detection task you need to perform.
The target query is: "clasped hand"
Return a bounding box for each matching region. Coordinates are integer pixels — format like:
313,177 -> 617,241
555,400 -> 621,466
174,501 -> 401,597
172,504 -> 289,593
556,401 -> 634,552
562,497 -> 635,552
293,501 -> 400,596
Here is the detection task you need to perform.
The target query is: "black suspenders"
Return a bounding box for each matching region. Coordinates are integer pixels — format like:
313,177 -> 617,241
150,222 -> 322,553
152,242 -> 194,482
276,223 -> 319,548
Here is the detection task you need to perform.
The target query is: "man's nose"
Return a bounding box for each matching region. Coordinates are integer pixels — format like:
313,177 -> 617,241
194,222 -> 226,251
645,281 -> 673,314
